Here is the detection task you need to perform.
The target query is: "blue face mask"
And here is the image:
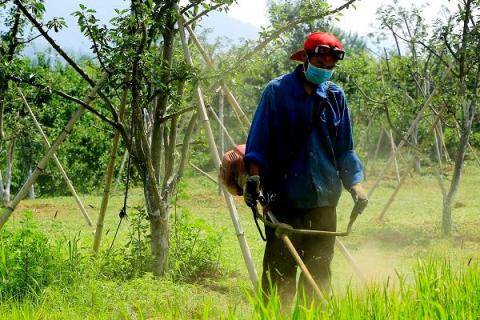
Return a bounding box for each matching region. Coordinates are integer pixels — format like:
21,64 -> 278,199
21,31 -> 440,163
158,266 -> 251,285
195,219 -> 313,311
305,62 -> 334,85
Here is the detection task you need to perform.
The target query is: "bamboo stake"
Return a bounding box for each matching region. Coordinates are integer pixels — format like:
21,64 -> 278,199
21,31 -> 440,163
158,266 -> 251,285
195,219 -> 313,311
371,125 -> 384,166
433,125 -> 447,198
28,166 -> 35,199
218,91 -> 225,196
388,129 -> 401,183
189,162 -> 217,184
17,87 -> 94,227
93,86 -> 129,252
376,107 -> 446,221
183,22 -> 250,133
0,74 -> 108,229
177,8 -> 258,289
207,106 -> 236,148
114,150 -> 129,193
438,124 -> 451,162
368,85 -> 438,198
376,160 -> 415,221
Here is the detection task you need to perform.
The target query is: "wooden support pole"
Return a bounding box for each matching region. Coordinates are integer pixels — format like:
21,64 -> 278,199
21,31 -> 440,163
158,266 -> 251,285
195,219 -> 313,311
388,129 -> 401,183
433,125 -> 447,198
371,125 -> 384,166
114,149 -> 129,193
0,74 -> 108,229
368,86 -> 438,198
207,106 -> 236,148
17,87 -> 94,227
376,160 -> 416,221
189,162 -> 218,184
376,107 -> 446,222
177,8 -> 258,289
93,86 -> 129,252
183,22 -> 250,133
218,90 -> 225,196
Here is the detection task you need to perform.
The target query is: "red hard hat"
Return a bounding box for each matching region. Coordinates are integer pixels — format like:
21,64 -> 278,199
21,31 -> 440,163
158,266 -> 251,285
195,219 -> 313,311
290,32 -> 344,62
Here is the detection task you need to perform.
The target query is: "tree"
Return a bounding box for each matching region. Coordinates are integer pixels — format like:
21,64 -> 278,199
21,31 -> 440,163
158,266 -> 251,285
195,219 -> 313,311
433,0 -> 479,235
375,1 -> 479,234
1,0 -> 359,279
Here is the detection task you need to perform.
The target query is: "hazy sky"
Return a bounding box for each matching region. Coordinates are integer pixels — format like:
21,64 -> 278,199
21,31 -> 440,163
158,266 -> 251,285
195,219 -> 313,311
231,0 -> 456,33
27,0 -> 457,54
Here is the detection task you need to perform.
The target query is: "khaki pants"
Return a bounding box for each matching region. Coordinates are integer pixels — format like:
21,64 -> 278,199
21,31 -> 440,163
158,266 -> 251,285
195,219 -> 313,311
261,206 -> 336,306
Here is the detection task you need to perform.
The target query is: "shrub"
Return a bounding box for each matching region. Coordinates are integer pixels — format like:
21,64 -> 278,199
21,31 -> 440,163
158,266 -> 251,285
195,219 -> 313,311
96,205 -> 152,281
97,205 -> 225,282
0,212 -> 80,301
169,208 -> 224,282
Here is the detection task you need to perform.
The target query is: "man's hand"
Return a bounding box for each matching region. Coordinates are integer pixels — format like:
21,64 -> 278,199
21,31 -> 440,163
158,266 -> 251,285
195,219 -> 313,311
349,183 -> 368,214
244,175 -> 260,207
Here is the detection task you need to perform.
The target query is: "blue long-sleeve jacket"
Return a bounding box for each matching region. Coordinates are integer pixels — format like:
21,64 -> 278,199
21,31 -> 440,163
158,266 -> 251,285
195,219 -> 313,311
245,65 -> 363,208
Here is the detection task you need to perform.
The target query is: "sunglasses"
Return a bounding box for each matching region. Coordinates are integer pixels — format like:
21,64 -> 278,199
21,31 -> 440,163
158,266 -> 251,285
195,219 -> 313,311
310,45 -> 345,60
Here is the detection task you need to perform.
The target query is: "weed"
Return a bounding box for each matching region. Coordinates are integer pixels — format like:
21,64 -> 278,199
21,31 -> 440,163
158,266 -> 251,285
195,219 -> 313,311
169,208 -> 225,282
0,211 -> 80,302
98,204 -> 225,282
96,205 -> 152,280
246,257 -> 480,319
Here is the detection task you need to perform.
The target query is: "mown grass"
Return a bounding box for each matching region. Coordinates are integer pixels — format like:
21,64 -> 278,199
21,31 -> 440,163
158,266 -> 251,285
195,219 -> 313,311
0,160 -> 478,319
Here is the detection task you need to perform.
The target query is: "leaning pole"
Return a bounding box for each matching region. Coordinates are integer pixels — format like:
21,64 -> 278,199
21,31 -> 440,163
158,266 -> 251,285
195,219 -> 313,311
93,86 -> 128,253
17,86 -> 94,227
183,23 -> 251,132
0,74 -> 108,229
177,8 -> 258,289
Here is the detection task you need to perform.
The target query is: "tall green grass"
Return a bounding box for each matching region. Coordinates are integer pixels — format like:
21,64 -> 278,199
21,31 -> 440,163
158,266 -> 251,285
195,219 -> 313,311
247,258 -> 480,319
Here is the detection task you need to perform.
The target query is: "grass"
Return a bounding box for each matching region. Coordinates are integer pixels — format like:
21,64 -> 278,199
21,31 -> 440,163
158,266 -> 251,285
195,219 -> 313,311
0,160 -> 478,319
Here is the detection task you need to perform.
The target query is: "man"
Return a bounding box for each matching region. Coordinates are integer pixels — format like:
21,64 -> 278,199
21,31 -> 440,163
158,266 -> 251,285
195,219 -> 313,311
243,32 -> 367,304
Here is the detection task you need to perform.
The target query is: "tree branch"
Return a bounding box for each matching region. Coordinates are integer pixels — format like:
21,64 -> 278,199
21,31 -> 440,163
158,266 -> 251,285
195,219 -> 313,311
15,0 -> 95,86
81,14 -> 111,74
8,75 -> 122,131
388,28 -> 460,78
350,78 -> 386,104
165,111 -> 198,193
180,0 -> 202,14
7,6 -> 21,59
162,106 -> 196,122
223,0 -> 359,74
15,1 -> 123,126
17,33 -> 43,45
184,3 -> 224,27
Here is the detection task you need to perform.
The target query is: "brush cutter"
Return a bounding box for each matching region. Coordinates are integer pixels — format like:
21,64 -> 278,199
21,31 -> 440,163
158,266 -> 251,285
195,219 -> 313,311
250,194 -> 368,301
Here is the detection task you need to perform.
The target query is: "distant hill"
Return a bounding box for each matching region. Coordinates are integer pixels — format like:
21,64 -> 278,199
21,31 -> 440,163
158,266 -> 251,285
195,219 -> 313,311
25,1 -> 261,56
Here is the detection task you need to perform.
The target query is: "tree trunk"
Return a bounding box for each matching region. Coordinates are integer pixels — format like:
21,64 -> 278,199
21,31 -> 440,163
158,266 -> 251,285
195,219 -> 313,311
442,197 -> 453,236
0,84 -> 6,141
0,157 -> 4,199
3,136 -> 16,204
151,17 -> 175,182
412,122 -> 421,173
441,99 -> 475,235
28,166 -> 35,200
218,91 -> 224,196
144,175 -> 169,276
